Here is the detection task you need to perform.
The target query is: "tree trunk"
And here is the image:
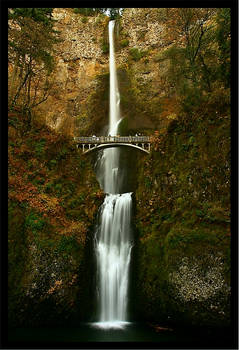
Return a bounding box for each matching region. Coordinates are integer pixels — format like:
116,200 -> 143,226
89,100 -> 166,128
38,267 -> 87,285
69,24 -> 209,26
8,54 -> 20,102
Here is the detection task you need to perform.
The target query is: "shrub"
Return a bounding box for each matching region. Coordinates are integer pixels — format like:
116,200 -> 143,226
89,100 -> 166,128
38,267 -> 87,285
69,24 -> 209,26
129,47 -> 147,61
9,141 -> 15,147
145,176 -> 152,189
56,146 -> 68,160
55,183 -> 62,195
120,39 -> 129,47
73,8 -> 81,14
35,138 -> 46,157
48,159 -> 57,169
74,8 -> 93,16
25,211 -> 45,231
153,53 -> 163,62
102,42 -> 109,54
57,235 -> 79,254
69,196 -> 84,209
45,181 -> 53,193
27,160 -> 33,170
95,13 -> 105,24
81,16 -> 88,23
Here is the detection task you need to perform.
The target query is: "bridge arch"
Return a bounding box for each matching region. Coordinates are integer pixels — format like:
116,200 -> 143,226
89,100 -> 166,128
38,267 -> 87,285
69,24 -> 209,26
78,143 -> 150,154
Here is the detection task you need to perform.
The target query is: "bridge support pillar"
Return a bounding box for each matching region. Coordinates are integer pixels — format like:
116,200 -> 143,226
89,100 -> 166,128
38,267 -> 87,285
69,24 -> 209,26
83,144 -> 85,152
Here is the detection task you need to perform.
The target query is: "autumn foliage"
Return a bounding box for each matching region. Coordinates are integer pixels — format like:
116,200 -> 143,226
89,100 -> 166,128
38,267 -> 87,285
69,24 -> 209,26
8,114 -> 103,249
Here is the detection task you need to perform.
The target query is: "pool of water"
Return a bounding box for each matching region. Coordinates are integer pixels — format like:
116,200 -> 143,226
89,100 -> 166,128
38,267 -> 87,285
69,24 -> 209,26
7,322 -> 233,348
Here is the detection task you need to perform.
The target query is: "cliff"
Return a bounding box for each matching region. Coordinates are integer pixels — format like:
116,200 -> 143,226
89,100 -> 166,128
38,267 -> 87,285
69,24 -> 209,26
34,8 -> 110,136
35,8 -> 177,136
134,98 -> 231,328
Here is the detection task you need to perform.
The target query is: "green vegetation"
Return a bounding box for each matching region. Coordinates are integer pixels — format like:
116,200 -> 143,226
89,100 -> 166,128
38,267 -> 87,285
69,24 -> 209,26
73,8 -> 105,16
81,16 -> 88,23
155,8 -> 230,105
25,211 -> 46,232
8,8 -> 54,26
101,41 -> 109,54
129,47 -> 148,61
120,39 -> 129,47
73,8 -> 122,20
215,8 -> 231,87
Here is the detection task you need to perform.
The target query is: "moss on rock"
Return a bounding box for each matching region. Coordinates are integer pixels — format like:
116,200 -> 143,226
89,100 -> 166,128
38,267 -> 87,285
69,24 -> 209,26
134,98 -> 231,327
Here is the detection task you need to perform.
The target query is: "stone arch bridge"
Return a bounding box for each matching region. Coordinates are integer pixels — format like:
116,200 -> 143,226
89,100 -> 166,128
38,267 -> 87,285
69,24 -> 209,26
74,136 -> 153,154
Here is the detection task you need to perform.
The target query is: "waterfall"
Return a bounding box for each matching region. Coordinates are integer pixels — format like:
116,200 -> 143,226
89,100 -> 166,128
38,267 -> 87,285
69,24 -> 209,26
93,20 -> 133,329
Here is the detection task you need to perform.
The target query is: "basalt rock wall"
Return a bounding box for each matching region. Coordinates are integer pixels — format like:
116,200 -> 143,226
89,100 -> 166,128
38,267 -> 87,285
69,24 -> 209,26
36,8 -> 174,137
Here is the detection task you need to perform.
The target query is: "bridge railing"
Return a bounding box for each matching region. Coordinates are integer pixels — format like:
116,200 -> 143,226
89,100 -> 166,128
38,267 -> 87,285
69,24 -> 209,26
74,136 -> 152,144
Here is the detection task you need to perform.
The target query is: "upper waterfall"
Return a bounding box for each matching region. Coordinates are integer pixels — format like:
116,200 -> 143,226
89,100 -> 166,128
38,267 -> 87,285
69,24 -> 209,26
96,20 -> 122,194
108,20 -> 121,136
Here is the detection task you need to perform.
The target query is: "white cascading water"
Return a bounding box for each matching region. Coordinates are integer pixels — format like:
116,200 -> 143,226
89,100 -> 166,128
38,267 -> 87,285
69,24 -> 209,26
93,20 -> 133,329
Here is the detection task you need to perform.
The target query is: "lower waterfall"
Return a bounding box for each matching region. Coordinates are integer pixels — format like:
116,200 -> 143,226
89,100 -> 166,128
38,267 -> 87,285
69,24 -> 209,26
94,193 -> 133,328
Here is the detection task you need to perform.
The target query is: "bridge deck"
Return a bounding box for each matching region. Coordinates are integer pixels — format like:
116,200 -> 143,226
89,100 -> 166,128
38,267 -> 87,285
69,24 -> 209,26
74,136 -> 152,144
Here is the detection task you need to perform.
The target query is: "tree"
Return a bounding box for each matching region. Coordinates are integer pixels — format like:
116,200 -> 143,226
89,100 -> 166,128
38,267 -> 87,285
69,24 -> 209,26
73,8 -> 107,16
215,8 -> 231,88
108,8 -> 121,20
73,8 -> 122,19
8,8 -> 54,27
157,8 -> 228,99
8,8 -> 58,127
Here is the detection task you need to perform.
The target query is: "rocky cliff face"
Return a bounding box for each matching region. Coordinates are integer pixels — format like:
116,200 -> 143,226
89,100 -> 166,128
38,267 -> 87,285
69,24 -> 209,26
115,8 -> 175,133
133,90 -> 231,328
36,8 -> 175,136
35,8 -> 110,135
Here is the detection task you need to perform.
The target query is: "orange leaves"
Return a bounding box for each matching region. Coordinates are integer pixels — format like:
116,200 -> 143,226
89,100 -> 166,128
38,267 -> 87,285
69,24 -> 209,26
85,204 -> 97,220
9,174 -> 66,225
95,189 -> 104,199
69,274 -> 77,286
151,134 -> 162,152
9,175 -> 39,200
47,280 -> 63,295
19,143 -> 30,153
59,221 -> 87,244
10,147 -> 21,156
8,119 -> 102,247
